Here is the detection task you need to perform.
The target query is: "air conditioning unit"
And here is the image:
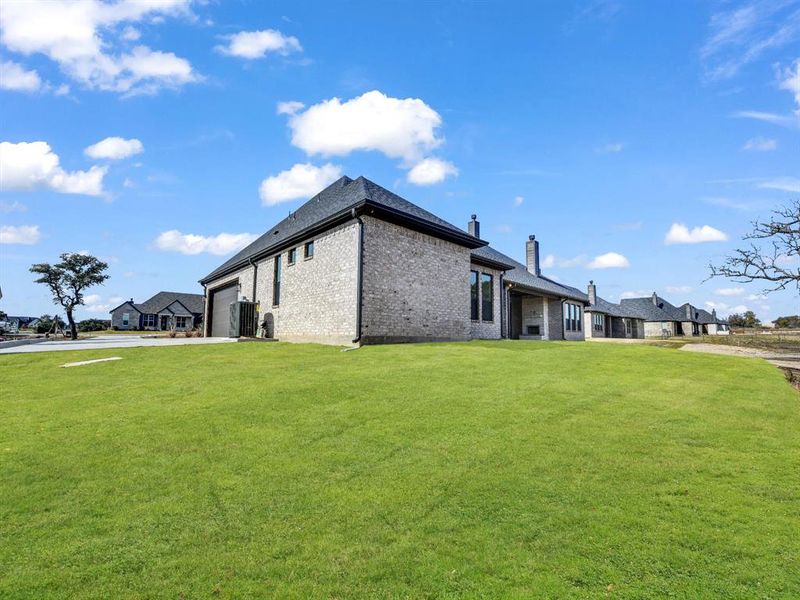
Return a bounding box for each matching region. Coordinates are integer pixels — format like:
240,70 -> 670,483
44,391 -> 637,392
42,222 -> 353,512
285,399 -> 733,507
229,301 -> 258,337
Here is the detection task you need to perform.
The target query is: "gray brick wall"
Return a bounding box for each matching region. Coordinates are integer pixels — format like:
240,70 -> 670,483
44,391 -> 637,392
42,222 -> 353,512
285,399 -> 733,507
110,303 -> 140,330
360,216 -> 471,343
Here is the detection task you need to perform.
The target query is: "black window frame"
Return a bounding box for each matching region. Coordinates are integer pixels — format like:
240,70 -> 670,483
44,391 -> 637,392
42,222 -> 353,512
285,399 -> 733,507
288,247 -> 297,265
481,272 -> 493,322
304,241 -> 314,259
470,270 -> 479,321
272,255 -> 281,306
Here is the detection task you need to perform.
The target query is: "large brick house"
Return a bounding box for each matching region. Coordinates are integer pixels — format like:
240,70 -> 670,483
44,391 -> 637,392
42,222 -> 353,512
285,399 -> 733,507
199,175 -> 589,344
110,291 -> 204,331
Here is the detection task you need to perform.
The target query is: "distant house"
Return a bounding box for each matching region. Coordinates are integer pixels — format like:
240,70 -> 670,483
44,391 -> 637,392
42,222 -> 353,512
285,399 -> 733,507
618,293 -> 705,337
583,281 -> 645,339
695,308 -> 730,335
110,292 -> 204,331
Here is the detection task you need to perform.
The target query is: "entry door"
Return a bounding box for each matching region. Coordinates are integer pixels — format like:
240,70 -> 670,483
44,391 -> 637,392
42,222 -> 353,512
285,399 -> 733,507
160,315 -> 170,330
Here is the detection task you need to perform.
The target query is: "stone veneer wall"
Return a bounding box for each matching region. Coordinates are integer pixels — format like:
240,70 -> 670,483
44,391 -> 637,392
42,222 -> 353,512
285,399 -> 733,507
644,321 -> 677,337
360,216 -> 471,344
204,221 -> 359,344
469,263 -> 503,340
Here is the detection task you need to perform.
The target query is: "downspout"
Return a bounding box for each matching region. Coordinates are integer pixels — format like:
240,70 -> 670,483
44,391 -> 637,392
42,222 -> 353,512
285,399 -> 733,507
562,298 -> 566,340
499,272 -> 505,339
352,208 -> 364,344
248,257 -> 257,301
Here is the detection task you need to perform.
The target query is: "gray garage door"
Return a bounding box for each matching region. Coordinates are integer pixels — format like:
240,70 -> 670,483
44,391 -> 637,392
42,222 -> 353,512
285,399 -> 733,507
210,284 -> 238,337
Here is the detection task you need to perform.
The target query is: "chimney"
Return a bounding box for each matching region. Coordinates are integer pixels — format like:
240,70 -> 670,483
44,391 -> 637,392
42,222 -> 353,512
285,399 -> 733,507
711,308 -> 717,319
526,235 -> 541,276
587,280 -> 597,306
651,292 -> 658,306
468,214 -> 480,238
685,304 -> 693,319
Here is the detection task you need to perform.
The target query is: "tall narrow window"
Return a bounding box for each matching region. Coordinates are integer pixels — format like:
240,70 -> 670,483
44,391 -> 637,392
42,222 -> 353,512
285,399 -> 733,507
273,255 -> 281,306
481,273 -> 493,322
470,270 -> 479,320
304,241 -> 314,259
576,305 -> 581,331
288,248 -> 297,265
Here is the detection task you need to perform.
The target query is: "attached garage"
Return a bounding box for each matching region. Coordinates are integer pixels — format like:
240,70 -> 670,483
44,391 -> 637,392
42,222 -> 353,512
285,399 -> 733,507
208,282 -> 238,337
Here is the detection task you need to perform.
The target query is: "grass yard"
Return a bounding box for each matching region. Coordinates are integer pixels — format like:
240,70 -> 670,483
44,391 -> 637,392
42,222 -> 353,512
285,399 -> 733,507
1,341 -> 798,599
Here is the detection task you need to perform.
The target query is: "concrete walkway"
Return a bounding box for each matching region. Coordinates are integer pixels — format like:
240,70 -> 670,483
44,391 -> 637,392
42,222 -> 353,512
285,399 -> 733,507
0,335 -> 236,355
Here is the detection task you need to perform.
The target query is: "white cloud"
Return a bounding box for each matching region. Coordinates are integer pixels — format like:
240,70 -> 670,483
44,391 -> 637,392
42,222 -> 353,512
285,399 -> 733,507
259,163 -> 341,206
715,287 -> 745,296
705,300 -> 749,316
540,254 -> 586,269
620,290 -> 650,300
742,136 -> 777,151
0,59 -> 42,92
154,230 -> 258,256
282,90 -> 444,163
0,141 -> 107,196
758,177 -> 800,193
747,293 -> 768,300
700,2 -> 800,80
121,26 -> 140,42
407,158 -> 458,185
779,58 -> 800,113
665,285 -> 693,294
732,110 -> 798,128
664,223 -> 729,245
588,252 -> 630,269
495,224 -> 512,234
596,142 -> 624,153
513,195 -> 524,207
215,29 -> 302,59
0,224 -> 40,245
0,0 -> 199,95
84,137 -> 143,160
0,200 -> 27,213
277,100 -> 304,115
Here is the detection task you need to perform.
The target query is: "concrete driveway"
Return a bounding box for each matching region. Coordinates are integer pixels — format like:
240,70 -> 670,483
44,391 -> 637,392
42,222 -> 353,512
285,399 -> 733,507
0,335 -> 236,354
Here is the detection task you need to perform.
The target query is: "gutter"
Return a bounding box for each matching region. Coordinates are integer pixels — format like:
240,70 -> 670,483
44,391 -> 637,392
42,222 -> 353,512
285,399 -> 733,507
352,209 -> 364,345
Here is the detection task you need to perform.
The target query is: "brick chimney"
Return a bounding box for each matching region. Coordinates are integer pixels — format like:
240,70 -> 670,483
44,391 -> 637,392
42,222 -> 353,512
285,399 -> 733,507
651,292 -> 658,306
711,308 -> 717,319
685,303 -> 693,319
468,214 -> 480,238
526,235 -> 541,276
587,280 -> 597,306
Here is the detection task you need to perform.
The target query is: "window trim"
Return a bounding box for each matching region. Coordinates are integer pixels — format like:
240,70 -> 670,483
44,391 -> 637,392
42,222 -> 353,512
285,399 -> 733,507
272,255 -> 281,307
287,247 -> 297,266
469,270 -> 479,321
175,315 -> 189,329
122,312 -> 130,327
143,314 -> 156,328
304,241 -> 314,260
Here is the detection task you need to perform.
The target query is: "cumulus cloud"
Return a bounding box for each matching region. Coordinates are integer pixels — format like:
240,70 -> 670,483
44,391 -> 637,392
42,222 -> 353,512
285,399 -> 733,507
540,254 -> 586,269
0,0 -> 200,95
779,58 -> 800,113
154,230 -> 258,256
277,100 -> 304,115
664,223 -> 728,244
407,158 -> 458,185
0,141 -> 106,196
758,177 -> 800,193
715,287 -> 745,296
705,300 -> 749,316
0,224 -> 40,245
742,136 -> 777,151
0,200 -> 27,213
0,59 -> 42,92
513,195 -> 524,207
215,29 -> 302,59
259,163 -> 342,206
84,137 -> 143,160
620,290 -> 650,300
282,90 -> 444,163
588,252 -> 630,269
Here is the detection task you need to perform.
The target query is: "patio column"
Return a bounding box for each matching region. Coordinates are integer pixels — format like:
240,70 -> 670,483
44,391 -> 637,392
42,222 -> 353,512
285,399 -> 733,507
542,297 -> 550,340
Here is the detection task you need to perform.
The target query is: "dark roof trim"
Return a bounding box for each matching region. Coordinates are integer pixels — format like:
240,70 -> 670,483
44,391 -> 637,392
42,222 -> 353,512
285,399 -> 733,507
508,281 -> 586,302
200,200 -> 488,284
108,301 -> 139,315
470,253 -> 515,271
153,299 -> 195,316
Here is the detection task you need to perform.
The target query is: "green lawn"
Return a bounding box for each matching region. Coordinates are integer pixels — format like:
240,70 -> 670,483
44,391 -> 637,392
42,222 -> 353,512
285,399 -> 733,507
1,341 -> 798,599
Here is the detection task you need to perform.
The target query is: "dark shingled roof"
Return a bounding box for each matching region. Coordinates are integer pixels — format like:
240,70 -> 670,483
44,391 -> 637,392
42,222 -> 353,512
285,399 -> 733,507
619,294 -> 688,322
471,245 -> 588,302
133,291 -> 205,315
201,175 -> 484,284
585,295 -> 645,318
695,308 -> 728,325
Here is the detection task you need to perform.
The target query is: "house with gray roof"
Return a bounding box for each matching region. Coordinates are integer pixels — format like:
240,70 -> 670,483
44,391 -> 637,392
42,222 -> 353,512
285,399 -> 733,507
617,293 -> 705,337
199,175 -> 589,344
694,307 -> 731,335
583,281 -> 645,339
110,291 -> 204,332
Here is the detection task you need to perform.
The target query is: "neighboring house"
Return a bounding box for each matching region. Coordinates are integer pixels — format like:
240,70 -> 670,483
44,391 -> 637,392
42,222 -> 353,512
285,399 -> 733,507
695,308 -> 730,335
199,175 -> 589,344
110,292 -> 204,331
583,281 -> 645,339
619,293 -> 702,337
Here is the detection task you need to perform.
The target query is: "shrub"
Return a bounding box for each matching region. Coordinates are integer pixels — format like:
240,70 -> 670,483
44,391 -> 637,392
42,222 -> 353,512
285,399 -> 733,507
168,328 -> 177,338
184,329 -> 193,338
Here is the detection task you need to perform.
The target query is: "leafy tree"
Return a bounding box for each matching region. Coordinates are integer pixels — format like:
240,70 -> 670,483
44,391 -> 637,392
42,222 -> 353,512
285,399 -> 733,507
773,315 -> 800,329
727,311 -> 761,328
78,318 -> 110,332
709,200 -> 800,294
30,253 -> 109,340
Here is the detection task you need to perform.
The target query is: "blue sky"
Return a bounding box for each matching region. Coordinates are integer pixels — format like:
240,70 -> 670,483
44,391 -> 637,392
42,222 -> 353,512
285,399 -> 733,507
1,0 -> 798,321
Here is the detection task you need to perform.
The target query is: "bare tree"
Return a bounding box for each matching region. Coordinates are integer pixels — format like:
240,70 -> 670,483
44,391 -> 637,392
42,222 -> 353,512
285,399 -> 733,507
30,253 -> 109,340
709,200 -> 800,295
